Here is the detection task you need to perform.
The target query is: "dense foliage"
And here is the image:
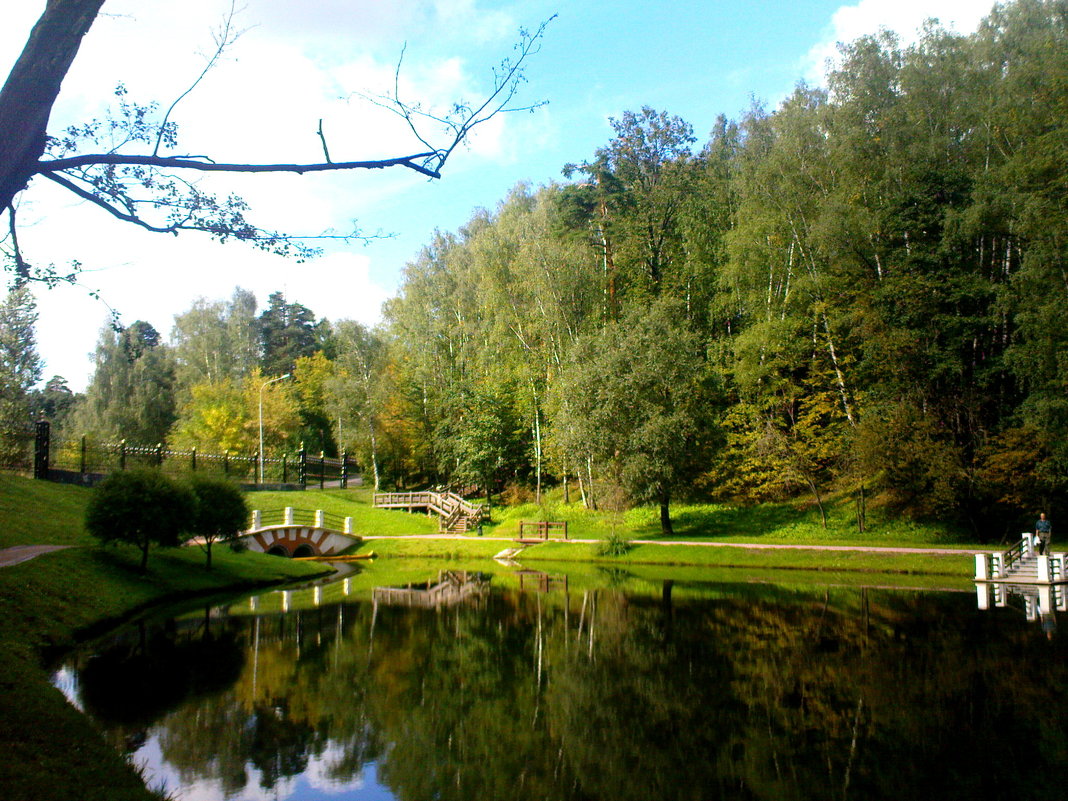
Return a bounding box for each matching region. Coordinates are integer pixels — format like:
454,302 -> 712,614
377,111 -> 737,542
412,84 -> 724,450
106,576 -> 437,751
186,474 -> 249,570
26,1 -> 1068,538
85,469 -> 196,571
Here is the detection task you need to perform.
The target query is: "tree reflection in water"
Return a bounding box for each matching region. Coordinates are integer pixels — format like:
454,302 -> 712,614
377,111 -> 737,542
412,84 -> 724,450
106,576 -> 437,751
65,580 -> 1068,801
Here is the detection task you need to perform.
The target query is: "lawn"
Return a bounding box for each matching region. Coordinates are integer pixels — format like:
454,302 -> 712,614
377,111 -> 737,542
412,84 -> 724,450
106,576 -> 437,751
0,473 -> 98,547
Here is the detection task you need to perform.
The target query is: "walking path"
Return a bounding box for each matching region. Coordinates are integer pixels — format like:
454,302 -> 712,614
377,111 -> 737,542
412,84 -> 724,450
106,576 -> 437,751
1,535 -> 989,570
362,534 -> 991,555
0,544 -> 74,568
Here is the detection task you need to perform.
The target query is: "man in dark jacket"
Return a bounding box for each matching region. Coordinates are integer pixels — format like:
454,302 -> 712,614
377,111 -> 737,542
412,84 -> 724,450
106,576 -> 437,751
1036,513 -> 1052,555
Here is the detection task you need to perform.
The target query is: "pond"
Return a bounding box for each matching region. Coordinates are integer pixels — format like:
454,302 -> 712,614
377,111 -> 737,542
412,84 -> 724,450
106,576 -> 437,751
54,563 -> 1068,801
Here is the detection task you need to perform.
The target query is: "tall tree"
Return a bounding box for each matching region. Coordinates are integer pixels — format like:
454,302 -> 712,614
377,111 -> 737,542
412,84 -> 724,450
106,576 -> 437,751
171,288 -> 259,387
551,298 -> 722,535
259,292 -> 323,377
29,375 -> 79,430
0,285 -> 44,427
327,321 -> 387,491
71,321 -> 176,444
562,107 -> 696,313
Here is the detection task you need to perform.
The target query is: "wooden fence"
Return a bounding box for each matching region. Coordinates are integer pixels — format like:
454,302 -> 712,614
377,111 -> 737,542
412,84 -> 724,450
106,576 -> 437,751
518,520 -> 569,541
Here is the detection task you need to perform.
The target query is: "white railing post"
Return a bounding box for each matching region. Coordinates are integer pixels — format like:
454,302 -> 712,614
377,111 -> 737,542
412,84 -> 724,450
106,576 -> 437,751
315,509 -> 324,529
344,516 -> 353,534
251,509 -> 261,530
284,507 -> 294,525
975,553 -> 990,581
991,553 -> 1003,578
1038,555 -> 1052,583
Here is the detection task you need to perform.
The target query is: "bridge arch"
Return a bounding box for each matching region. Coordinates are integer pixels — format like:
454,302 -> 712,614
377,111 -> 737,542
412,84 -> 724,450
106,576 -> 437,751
239,510 -> 361,558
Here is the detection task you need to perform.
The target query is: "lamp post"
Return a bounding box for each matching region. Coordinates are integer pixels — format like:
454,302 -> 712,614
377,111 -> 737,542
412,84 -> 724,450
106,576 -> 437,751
259,373 -> 291,485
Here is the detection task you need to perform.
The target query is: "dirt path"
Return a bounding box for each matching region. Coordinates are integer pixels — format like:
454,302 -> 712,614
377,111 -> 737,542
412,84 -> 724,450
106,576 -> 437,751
0,536 -> 987,569
0,544 -> 74,568
362,534 -> 990,555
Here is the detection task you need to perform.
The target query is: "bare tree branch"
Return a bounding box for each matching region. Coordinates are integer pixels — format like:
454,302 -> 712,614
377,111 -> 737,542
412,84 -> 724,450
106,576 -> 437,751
356,15 -> 556,175
1,5 -> 553,281
316,119 -> 333,164
39,152 -> 443,178
153,0 -> 246,156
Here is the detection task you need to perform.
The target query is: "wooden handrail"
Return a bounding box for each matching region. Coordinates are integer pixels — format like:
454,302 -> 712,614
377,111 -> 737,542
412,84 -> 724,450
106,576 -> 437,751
374,490 -> 486,530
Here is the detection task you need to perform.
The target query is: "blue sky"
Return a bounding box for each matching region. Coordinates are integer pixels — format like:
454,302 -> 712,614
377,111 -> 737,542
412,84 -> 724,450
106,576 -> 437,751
0,0 -> 991,390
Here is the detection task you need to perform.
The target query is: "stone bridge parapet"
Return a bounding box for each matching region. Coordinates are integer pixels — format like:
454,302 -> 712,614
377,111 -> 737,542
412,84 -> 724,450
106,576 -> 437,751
242,508 -> 360,558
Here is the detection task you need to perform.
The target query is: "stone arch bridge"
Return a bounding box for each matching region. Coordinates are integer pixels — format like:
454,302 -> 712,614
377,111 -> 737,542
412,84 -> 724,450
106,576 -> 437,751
240,508 -> 360,558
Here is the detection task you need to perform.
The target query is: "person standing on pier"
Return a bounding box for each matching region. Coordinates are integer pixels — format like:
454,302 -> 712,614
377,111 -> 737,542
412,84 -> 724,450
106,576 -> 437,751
1036,513 -> 1052,555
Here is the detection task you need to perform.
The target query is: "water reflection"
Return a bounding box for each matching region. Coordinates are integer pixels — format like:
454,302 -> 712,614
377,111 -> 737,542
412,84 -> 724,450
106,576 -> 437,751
976,581 -> 1066,639
57,571 -> 1068,801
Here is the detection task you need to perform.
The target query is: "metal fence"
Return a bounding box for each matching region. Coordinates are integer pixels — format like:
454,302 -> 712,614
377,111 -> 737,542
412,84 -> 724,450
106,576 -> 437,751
20,421 -> 360,489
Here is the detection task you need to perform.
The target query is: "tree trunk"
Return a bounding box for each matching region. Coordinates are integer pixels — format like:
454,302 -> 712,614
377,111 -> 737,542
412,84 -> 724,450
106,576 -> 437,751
660,490 -> 673,537
856,483 -> 866,533
368,418 -> 381,492
805,477 -> 828,529
586,455 -> 596,510
0,0 -> 106,213
531,393 -> 542,505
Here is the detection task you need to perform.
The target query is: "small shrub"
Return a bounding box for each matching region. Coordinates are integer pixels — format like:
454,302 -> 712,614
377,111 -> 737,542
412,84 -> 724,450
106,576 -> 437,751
598,530 -> 632,557
501,482 -> 535,506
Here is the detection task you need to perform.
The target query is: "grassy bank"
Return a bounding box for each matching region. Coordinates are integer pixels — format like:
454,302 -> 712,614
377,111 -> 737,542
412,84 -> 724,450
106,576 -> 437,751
252,484 -> 984,577
0,474 -> 328,801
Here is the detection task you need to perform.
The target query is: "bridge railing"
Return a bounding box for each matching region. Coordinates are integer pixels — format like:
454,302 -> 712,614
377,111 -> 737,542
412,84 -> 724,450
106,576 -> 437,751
374,490 -> 487,530
248,508 -> 354,534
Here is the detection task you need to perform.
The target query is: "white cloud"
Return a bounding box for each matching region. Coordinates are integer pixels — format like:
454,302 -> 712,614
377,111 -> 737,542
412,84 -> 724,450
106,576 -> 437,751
803,0 -> 992,83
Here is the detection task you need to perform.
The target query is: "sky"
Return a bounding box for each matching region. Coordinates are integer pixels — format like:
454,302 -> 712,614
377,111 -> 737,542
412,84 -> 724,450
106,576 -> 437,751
1,0 -> 993,392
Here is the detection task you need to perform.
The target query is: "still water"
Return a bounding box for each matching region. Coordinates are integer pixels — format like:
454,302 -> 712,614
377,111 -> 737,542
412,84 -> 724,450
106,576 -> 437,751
55,565 -> 1068,801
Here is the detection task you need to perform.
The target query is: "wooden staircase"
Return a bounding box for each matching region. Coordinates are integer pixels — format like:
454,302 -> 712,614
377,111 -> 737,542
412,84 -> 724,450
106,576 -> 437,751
373,490 -> 486,533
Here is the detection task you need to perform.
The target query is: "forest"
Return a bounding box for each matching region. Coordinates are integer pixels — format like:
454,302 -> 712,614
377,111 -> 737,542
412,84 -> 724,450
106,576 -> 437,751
2,0 -> 1066,538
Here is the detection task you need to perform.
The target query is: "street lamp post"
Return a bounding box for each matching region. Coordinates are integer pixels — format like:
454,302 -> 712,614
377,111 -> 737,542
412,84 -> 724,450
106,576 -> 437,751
259,373 -> 291,485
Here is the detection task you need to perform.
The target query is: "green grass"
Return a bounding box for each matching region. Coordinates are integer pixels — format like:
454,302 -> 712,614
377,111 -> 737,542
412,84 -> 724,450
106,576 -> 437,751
362,536 -> 508,560
518,540 -> 975,577
254,483 -> 983,576
0,473 -> 99,547
0,474 -> 331,801
248,485 -> 439,536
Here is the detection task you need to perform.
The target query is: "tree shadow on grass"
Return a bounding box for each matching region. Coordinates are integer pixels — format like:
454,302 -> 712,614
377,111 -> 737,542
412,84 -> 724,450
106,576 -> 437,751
666,504 -> 809,540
